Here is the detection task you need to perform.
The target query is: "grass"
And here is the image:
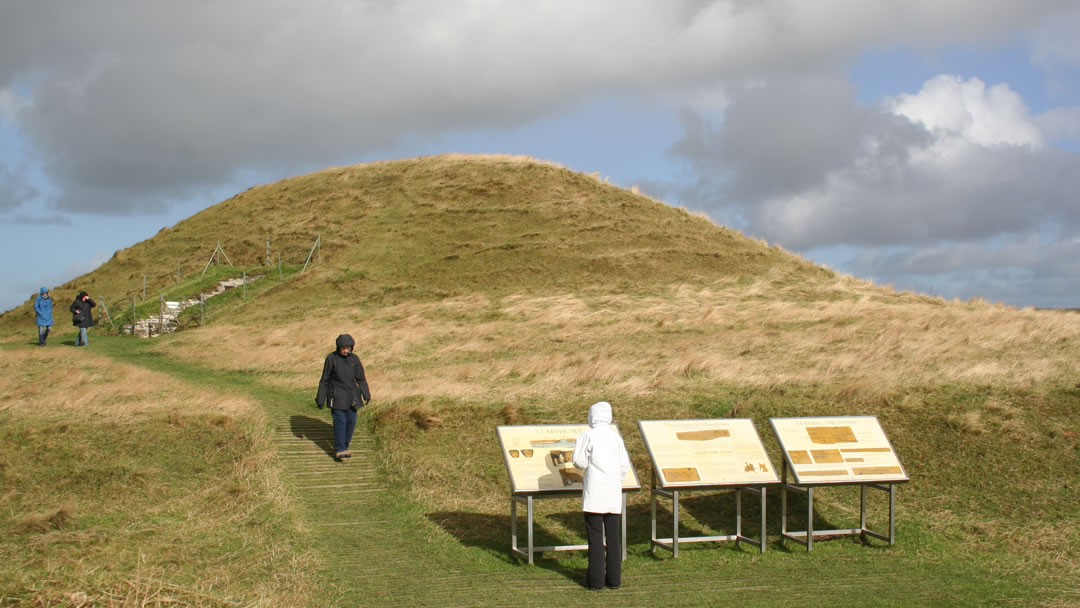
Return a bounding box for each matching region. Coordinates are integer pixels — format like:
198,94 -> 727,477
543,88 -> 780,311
0,344 -> 320,606
1,155 -> 1078,605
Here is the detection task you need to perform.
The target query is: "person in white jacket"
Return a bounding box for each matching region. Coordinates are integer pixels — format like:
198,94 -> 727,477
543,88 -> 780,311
572,401 -> 632,590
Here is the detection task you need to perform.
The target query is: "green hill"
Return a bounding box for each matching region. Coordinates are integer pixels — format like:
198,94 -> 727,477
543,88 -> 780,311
1,154 -> 825,332
2,154 -> 1078,606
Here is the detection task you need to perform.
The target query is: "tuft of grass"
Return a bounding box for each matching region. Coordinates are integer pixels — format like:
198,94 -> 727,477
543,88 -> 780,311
13,505 -> 73,535
0,345 -> 321,606
409,405 -> 442,429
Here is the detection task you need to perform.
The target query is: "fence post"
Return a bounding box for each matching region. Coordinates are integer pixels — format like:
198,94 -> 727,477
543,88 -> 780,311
177,260 -> 181,283
302,234 -> 321,274
159,295 -> 165,336
266,237 -> 271,266
217,241 -> 234,266
99,297 -> 116,330
200,294 -> 205,326
131,296 -> 137,335
317,232 -> 321,265
202,247 -> 216,277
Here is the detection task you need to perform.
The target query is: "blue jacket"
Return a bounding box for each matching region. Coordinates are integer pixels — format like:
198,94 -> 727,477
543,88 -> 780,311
34,292 -> 53,326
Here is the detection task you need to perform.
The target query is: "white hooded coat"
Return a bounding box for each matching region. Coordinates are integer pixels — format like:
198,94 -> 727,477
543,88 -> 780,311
572,402 -> 633,514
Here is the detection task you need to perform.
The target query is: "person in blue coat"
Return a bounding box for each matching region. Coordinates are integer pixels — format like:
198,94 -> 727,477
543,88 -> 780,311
33,287 -> 53,346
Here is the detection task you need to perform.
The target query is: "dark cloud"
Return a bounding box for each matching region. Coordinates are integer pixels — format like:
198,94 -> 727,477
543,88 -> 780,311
0,165 -> 38,210
847,234 -> 1080,308
5,212 -> 72,226
667,77 -> 1080,249
2,0 -> 1076,214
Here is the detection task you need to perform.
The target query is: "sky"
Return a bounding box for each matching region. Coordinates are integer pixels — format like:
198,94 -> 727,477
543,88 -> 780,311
2,1 -> 1079,312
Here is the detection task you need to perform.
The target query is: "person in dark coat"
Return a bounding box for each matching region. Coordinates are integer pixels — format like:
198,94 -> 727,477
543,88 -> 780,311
315,334 -> 370,460
69,290 -> 96,346
34,287 -> 54,346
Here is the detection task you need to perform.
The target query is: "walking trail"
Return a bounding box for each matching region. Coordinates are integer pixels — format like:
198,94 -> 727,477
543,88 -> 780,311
94,338 -> 1026,607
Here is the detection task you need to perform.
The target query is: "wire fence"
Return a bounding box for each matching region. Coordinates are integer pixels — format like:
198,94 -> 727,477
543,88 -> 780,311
60,235 -> 322,339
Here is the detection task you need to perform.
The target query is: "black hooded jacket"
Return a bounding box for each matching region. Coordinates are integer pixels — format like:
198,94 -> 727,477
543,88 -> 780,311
316,334 -> 370,410
69,291 -> 97,328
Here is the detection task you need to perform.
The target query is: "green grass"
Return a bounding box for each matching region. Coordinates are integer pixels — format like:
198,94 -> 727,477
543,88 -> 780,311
1,155 -> 1078,606
2,335 -> 1067,607
0,343 -> 320,606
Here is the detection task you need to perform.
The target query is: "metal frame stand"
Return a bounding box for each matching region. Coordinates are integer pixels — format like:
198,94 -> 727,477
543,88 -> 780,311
649,470 -> 770,556
511,491 -> 629,565
779,461 -> 897,551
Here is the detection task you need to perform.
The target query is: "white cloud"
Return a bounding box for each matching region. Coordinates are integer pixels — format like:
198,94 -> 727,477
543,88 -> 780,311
669,74 -> 1078,249
889,75 -> 1043,148
661,72 -> 1080,306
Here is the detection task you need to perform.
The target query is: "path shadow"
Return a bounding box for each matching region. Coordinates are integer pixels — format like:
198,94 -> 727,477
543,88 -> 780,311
290,414 -> 336,458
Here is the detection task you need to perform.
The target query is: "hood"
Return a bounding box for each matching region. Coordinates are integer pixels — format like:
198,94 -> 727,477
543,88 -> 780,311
588,401 -> 612,427
77,290 -> 88,299
40,287 -> 48,295
335,334 -> 355,351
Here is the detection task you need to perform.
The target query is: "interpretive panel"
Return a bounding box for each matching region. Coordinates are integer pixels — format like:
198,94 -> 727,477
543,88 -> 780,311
496,424 -> 640,493
638,419 -> 779,488
769,416 -> 908,485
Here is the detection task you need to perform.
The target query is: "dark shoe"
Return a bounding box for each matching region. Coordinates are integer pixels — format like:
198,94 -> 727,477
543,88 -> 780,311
341,450 -> 352,458
607,585 -> 620,590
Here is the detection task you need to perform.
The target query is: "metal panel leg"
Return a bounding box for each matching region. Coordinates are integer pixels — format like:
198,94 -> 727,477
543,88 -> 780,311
780,462 -> 788,547
760,487 -> 767,553
650,471 -> 658,555
672,490 -> 680,558
806,487 -> 814,552
735,488 -> 743,548
860,484 -> 867,539
622,492 -> 628,561
527,495 -> 534,565
511,497 -> 517,557
889,484 -> 896,545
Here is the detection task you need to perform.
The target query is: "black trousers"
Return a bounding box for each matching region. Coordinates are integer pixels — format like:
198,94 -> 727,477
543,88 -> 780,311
584,512 -> 621,589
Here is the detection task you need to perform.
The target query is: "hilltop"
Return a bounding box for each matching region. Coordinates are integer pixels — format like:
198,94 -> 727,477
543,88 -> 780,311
1,154 -> 828,333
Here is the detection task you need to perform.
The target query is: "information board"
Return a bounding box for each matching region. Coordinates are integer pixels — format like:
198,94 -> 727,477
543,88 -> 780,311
769,416 -> 908,485
637,419 -> 779,488
496,424 -> 641,493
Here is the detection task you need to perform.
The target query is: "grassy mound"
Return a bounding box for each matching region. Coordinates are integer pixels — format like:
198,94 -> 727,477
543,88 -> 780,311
2,154 -> 1078,605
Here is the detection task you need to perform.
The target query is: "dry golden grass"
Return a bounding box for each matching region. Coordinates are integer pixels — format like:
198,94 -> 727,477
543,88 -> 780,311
0,347 -> 321,607
0,347 -> 253,418
150,275 -> 1080,411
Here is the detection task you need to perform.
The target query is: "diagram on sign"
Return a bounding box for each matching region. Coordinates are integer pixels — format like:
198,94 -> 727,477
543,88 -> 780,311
496,424 -> 640,493
769,417 -> 908,484
638,419 -> 779,488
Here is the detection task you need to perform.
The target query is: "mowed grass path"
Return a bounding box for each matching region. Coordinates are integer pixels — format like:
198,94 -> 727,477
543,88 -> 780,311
91,336 -> 1052,607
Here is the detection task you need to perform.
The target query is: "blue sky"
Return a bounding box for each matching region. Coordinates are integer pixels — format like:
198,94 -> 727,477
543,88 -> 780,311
2,1 -> 1079,312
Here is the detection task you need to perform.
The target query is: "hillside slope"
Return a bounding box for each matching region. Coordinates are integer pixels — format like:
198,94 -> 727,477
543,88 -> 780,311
1,154 -> 828,332
3,154 -> 1078,604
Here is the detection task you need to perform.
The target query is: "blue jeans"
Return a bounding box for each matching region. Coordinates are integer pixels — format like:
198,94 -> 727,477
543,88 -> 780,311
76,327 -> 88,346
38,326 -> 50,345
331,407 -> 357,454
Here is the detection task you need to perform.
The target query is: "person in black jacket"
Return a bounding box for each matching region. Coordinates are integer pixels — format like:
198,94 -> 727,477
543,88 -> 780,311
69,291 -> 96,347
315,334 -> 371,460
